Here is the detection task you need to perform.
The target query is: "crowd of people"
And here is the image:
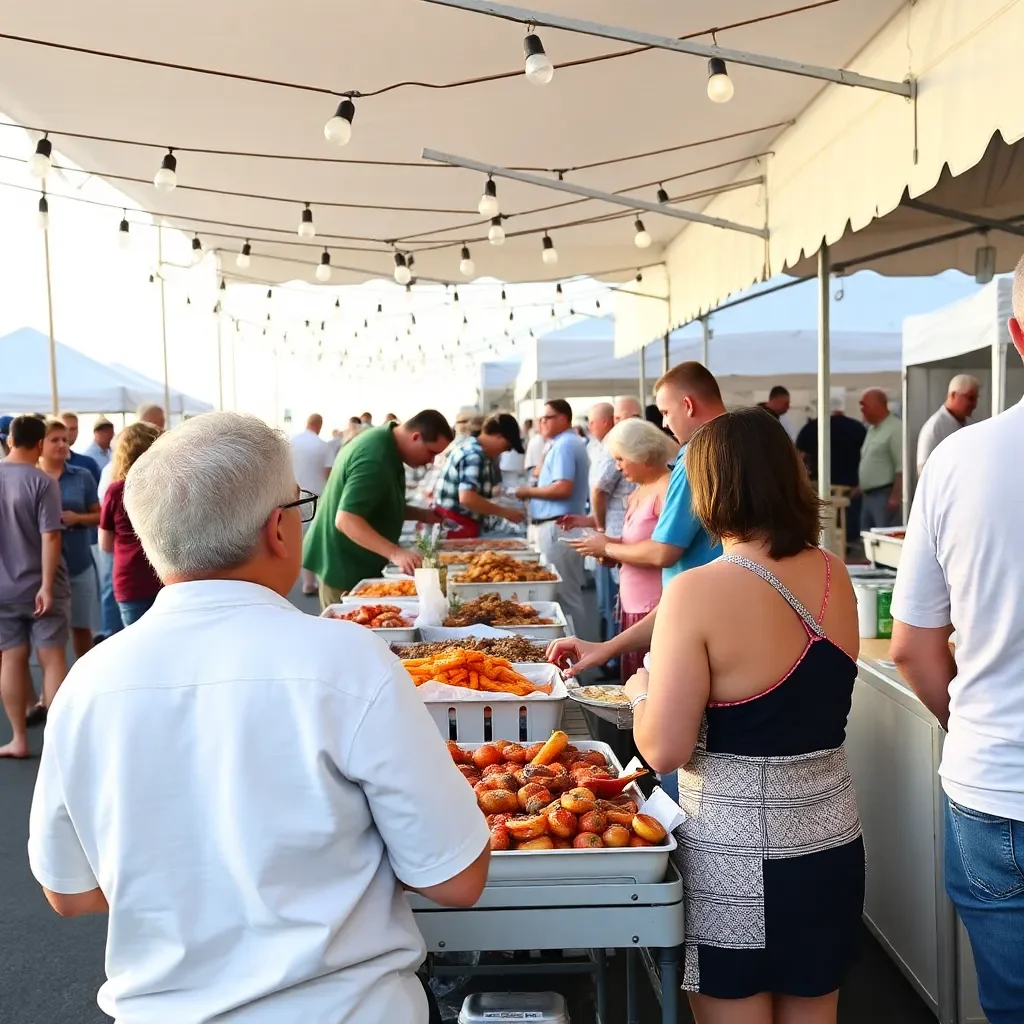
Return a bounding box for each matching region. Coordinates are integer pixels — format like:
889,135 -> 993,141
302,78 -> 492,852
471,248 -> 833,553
7,259 -> 1023,1024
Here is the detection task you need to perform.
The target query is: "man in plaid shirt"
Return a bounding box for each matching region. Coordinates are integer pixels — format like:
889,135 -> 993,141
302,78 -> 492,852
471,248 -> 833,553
434,414 -> 525,535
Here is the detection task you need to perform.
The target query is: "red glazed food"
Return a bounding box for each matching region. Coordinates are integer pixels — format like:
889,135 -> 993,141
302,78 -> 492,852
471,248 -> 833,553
602,825 -> 631,848
578,810 -> 609,835
573,833 -> 604,849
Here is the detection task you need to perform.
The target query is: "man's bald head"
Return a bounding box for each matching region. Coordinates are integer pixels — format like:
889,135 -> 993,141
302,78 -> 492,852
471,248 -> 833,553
587,402 -> 615,442
306,413 -> 323,434
859,388 -> 890,426
614,396 -> 643,423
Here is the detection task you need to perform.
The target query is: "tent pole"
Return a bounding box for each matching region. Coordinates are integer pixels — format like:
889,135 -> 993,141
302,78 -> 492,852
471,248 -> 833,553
231,324 -> 238,411
817,244 -> 832,517
639,345 -> 646,405
662,331 -> 670,376
157,225 -> 172,423
700,317 -> 710,368
42,221 -> 58,415
216,311 -> 224,412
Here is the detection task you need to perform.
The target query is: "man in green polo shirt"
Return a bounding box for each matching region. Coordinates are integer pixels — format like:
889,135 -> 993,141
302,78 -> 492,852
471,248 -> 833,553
303,410 -> 454,608
856,388 -> 903,531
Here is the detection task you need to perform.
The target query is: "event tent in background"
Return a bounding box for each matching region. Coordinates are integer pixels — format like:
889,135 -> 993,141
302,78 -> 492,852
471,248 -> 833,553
496,318 -> 901,432
902,276 -> 1023,497
0,328 -> 213,417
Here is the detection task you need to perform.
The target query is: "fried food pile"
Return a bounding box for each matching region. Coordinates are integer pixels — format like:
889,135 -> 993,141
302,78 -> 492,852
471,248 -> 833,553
354,580 -> 417,598
403,650 -> 551,697
326,604 -> 413,629
393,636 -> 547,663
452,552 -> 557,584
447,730 -> 662,852
444,593 -> 553,628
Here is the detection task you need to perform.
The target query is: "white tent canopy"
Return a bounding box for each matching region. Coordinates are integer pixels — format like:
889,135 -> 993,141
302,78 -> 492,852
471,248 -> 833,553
902,277 -> 1023,496
0,328 -> 213,415
513,318 -> 900,420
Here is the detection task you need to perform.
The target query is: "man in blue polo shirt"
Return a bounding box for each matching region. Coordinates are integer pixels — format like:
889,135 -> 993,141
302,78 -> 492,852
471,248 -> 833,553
546,362 -> 726,665
515,399 -> 591,637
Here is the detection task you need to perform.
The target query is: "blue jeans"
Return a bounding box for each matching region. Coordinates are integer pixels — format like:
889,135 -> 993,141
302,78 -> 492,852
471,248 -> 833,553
594,563 -> 620,644
93,546 -> 123,637
118,596 -> 156,625
945,796 -> 1024,1023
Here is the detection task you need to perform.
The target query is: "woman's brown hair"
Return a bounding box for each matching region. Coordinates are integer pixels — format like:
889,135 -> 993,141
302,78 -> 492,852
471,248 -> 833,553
111,422 -> 161,482
686,408 -> 825,559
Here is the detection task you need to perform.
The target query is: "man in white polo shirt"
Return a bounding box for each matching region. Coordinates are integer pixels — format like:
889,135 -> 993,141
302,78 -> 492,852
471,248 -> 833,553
891,255 -> 1024,1024
915,374 -> 979,474
28,411 -> 489,1024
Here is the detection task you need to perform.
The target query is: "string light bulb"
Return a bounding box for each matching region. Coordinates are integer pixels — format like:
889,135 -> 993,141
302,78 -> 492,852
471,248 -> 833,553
36,193 -> 49,232
190,234 -> 204,264
236,241 -> 252,269
154,149 -> 178,192
541,233 -> 558,265
324,99 -> 355,145
656,185 -> 670,204
634,219 -> 651,249
523,33 -> 554,85
706,57 -> 735,103
459,244 -> 475,277
316,248 -> 332,282
488,216 -> 505,245
118,214 -> 131,249
298,204 -> 315,239
393,252 -> 411,285
28,136 -> 52,179
501,287 -> 508,306
478,177 -> 499,218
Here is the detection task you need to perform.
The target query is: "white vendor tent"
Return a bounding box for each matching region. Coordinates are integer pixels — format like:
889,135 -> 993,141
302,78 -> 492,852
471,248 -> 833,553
902,276 -> 1024,497
513,318 -> 901,427
0,328 -> 213,416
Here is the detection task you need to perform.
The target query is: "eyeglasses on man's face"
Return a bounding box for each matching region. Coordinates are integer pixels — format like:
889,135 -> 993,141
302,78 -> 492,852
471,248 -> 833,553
279,489 -> 318,524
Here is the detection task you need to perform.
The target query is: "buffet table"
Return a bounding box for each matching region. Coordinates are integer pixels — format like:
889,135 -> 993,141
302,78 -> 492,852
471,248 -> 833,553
850,641 -> 984,1024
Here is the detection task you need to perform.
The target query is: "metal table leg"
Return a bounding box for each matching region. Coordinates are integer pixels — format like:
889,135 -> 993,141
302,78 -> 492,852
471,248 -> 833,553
626,947 -> 641,1024
590,948 -> 607,1023
658,946 -> 679,1024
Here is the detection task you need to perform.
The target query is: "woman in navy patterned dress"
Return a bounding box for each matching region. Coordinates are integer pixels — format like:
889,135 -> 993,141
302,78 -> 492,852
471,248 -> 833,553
625,408 -> 865,1024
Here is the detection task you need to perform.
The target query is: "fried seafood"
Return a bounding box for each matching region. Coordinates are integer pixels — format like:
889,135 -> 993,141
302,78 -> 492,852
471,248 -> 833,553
403,650 -> 550,697
452,552 -> 557,584
326,604 -> 413,629
443,593 -> 554,629
352,580 -> 417,598
392,636 -> 549,663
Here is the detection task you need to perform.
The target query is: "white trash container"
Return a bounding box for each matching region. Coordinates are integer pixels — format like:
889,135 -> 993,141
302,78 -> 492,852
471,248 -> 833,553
854,579 -> 895,639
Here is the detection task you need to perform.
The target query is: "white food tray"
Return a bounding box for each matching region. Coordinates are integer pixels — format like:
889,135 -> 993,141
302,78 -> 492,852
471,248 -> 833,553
459,740 -> 675,884
418,664 -> 566,743
440,538 -> 535,553
348,578 -> 421,603
447,566 -> 562,603
427,601 -> 567,641
321,602 -> 419,642
861,529 -> 904,570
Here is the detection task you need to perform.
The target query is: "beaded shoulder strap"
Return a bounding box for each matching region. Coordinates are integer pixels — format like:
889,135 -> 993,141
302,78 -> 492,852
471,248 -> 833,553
719,554 -> 826,639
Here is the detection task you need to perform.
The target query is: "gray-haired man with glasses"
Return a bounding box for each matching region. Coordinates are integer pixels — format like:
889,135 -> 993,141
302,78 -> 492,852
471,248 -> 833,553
28,411 -> 489,1024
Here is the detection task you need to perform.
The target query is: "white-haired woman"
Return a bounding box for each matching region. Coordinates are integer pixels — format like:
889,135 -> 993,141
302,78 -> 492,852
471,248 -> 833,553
568,418 -> 678,682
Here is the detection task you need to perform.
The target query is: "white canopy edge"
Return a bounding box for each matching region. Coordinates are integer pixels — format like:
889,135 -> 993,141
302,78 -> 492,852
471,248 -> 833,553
614,0 -> 1024,356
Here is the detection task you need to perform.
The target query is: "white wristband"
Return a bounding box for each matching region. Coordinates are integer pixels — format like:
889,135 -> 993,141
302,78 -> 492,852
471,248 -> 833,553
629,694 -> 648,712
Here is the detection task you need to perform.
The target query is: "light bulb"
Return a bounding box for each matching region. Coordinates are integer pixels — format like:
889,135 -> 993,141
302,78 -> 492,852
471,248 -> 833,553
707,57 -> 734,103
28,137 -> 52,179
154,150 -> 177,192
634,218 -> 651,249
316,249 -> 332,282
190,235 -> 203,264
478,177 -> 499,218
488,216 -> 505,245
236,241 -> 252,268
324,99 -> 355,145
393,252 -> 411,285
523,34 -> 554,85
298,204 -> 315,239
36,194 -> 49,232
656,186 -> 669,204
118,217 -> 131,249
459,244 -> 475,277
541,234 -> 558,265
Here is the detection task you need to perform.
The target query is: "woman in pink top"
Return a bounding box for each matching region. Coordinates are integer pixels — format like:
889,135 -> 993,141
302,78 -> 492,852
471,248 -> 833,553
569,419 -> 677,682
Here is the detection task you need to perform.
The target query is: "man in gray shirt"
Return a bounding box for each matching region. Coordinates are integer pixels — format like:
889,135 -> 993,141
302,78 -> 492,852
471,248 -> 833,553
0,415 -> 70,758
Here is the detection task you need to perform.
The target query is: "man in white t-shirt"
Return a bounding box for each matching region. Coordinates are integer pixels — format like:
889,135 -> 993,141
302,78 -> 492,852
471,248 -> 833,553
915,374 -> 979,474
290,413 -> 329,596
891,255 -> 1024,1022
28,411 -> 490,1024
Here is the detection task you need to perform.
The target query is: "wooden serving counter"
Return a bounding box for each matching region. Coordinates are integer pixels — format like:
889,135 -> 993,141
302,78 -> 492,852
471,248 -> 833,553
849,641 -> 985,1023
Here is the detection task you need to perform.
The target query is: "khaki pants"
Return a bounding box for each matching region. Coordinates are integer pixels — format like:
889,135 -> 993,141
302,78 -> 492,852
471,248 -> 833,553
318,581 -> 345,612
529,520 -> 591,640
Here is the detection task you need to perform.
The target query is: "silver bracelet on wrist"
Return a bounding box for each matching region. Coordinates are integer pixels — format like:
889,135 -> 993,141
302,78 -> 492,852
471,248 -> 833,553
629,693 -> 649,712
